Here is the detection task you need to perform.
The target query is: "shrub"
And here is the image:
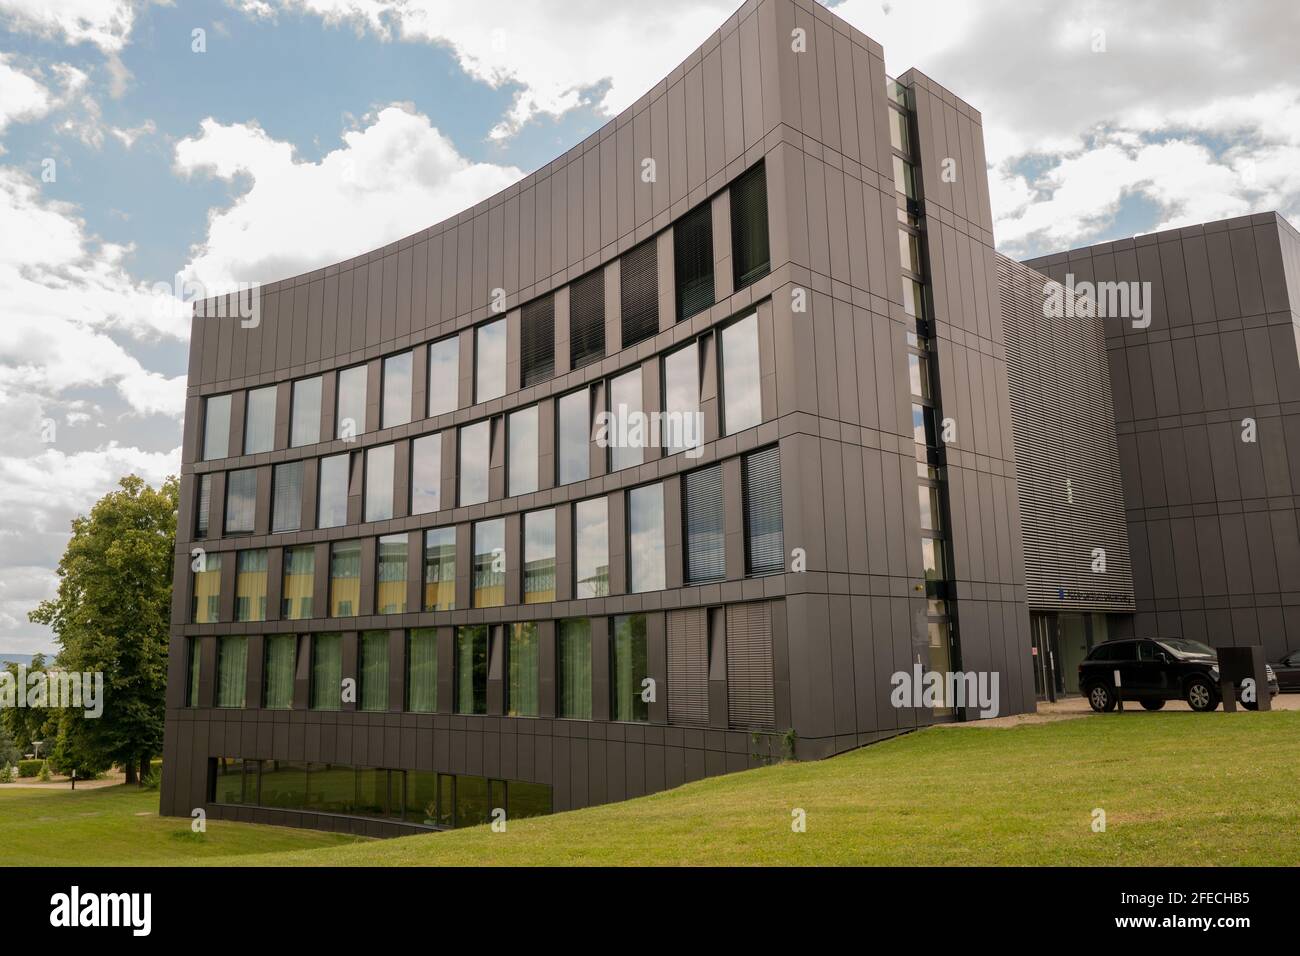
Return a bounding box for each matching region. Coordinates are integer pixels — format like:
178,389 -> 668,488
0,764 -> 15,783
17,759 -> 43,778
141,766 -> 162,790
38,760 -> 51,782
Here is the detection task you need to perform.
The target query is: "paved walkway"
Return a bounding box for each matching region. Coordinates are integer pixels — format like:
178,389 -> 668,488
0,770 -> 126,790
948,690 -> 1299,728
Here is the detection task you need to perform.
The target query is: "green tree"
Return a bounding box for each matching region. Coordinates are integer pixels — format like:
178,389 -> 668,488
29,474 -> 179,784
1,654 -> 57,757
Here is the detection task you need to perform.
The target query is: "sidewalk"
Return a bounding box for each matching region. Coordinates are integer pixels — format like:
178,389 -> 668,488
0,770 -> 126,790
949,690 -> 1299,729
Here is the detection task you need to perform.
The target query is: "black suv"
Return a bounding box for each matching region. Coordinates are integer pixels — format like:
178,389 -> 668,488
1079,638 -> 1279,712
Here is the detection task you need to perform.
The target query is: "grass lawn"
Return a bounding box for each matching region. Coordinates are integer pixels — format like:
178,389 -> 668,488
0,785 -> 367,866
4,712 -> 1298,866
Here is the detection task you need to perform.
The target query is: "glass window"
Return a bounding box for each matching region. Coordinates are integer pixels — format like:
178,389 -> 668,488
203,394 -> 231,461
261,761 -> 308,809
455,626 -> 488,715
216,635 -> 247,708
272,461 -> 303,533
907,353 -> 930,399
212,757 -> 248,804
508,405 -> 539,497
662,343 -> 701,455
410,433 -> 441,514
311,634 -> 342,710
458,420 -> 491,506
521,295 -> 555,387
407,629 -> 438,713
235,549 -> 269,622
675,201 -> 714,321
507,622 -> 540,717
281,546 -> 315,620
423,527 -> 456,612
574,497 -> 609,599
317,453 -> 350,528
472,519 -> 505,609
365,444 -> 395,522
359,630 -> 389,712
427,337 -> 460,417
330,541 -> 361,617
731,162 -> 770,289
376,533 -> 408,614
475,318 -> 506,403
919,485 -> 942,532
744,446 -> 785,575
382,351 -> 413,429
888,106 -> 910,154
195,474 -> 212,538
921,537 -> 945,581
903,277 -> 926,319
523,509 -> 556,604
557,619 -> 592,720
912,403 -> 936,446
455,774 -> 489,827
290,376 -> 322,447
684,465 -> 724,583
336,364 -> 367,440
893,155 -> 917,200
263,634 -> 296,709
620,239 -> 659,349
611,614 -> 649,722
224,468 -> 256,534
721,313 -> 762,435
192,552 -> 222,624
628,483 -> 666,593
244,386 -> 277,455
569,269 -> 605,369
186,637 -> 201,707
899,229 -> 922,275
557,388 -> 590,485
609,367 -> 643,472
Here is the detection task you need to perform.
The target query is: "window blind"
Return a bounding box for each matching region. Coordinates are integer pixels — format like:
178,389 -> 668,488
684,464 -> 725,582
620,238 -> 659,349
195,474 -> 211,538
272,461 -> 303,532
667,608 -> 708,726
744,445 -> 784,575
675,202 -> 714,321
725,602 -> 775,729
569,269 -> 605,369
731,161 -> 770,290
521,294 -> 555,387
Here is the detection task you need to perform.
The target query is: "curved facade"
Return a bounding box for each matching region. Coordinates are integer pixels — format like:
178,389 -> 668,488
161,0 -> 1035,835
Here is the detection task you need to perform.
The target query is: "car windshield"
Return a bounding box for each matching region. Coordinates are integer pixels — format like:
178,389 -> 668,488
1156,638 -> 1216,658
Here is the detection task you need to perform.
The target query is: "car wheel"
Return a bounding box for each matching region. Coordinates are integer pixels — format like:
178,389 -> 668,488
1186,678 -> 1218,712
1087,684 -> 1116,713
1140,699 -> 1165,711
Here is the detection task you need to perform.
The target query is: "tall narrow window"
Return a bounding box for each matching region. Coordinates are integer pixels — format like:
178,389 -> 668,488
725,602 -> 775,729
407,629 -> 437,713
721,312 -> 762,435
365,443 -> 395,522
731,161 -> 770,289
662,342 -> 701,455
311,634 -> 342,710
192,552 -> 222,623
376,533 -> 408,614
569,269 -> 605,369
427,337 -> 460,417
475,318 -> 506,403
195,474 -> 212,538
455,625 -> 488,715
508,405 -> 539,496
336,364 -> 367,440
507,622 -> 540,717
628,483 -> 666,593
557,388 -> 590,485
290,376 -> 322,447
382,351 -> 413,429
611,614 -> 648,722
521,295 -> 555,386
317,453 -> 350,528
203,394 -> 231,461
523,509 -> 556,604
410,433 -> 442,515
458,420 -> 491,506
684,464 -> 725,583
620,238 -> 659,348
557,619 -> 592,719
329,541 -> 361,617
574,497 -> 609,598
744,445 -> 784,575
281,545 -> 314,620
675,202 -> 714,320
216,636 -> 247,708
423,527 -> 456,612
186,637 -> 201,707
235,549 -> 269,622
667,608 -> 708,725
359,631 -> 389,712
271,461 -> 303,533
609,368 -> 643,472
263,634 -> 296,709
472,519 -> 505,608
224,468 -> 256,534
244,385 -> 277,455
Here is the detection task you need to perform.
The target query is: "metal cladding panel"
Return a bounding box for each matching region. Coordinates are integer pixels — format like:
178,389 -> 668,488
998,253 -> 1135,612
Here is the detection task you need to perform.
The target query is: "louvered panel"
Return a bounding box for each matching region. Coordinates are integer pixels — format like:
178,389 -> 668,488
743,445 -> 784,574
667,607 -> 708,726
521,294 -> 555,387
999,254 -> 1135,612
726,602 -> 775,730
272,461 -> 303,533
195,474 -> 211,538
730,161 -> 770,290
569,269 -> 606,370
684,464 -> 725,582
620,238 -> 659,348
675,202 -> 714,321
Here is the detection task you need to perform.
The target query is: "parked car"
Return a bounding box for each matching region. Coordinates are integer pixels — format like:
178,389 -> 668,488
1079,638 -> 1279,712
1274,650 -> 1300,693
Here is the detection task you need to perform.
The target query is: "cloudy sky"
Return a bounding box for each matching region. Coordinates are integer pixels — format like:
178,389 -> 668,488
1,0 -> 1297,654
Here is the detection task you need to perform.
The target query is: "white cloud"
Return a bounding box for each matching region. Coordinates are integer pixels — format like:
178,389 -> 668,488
0,54 -> 52,135
174,103 -> 524,289
0,0 -> 139,53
